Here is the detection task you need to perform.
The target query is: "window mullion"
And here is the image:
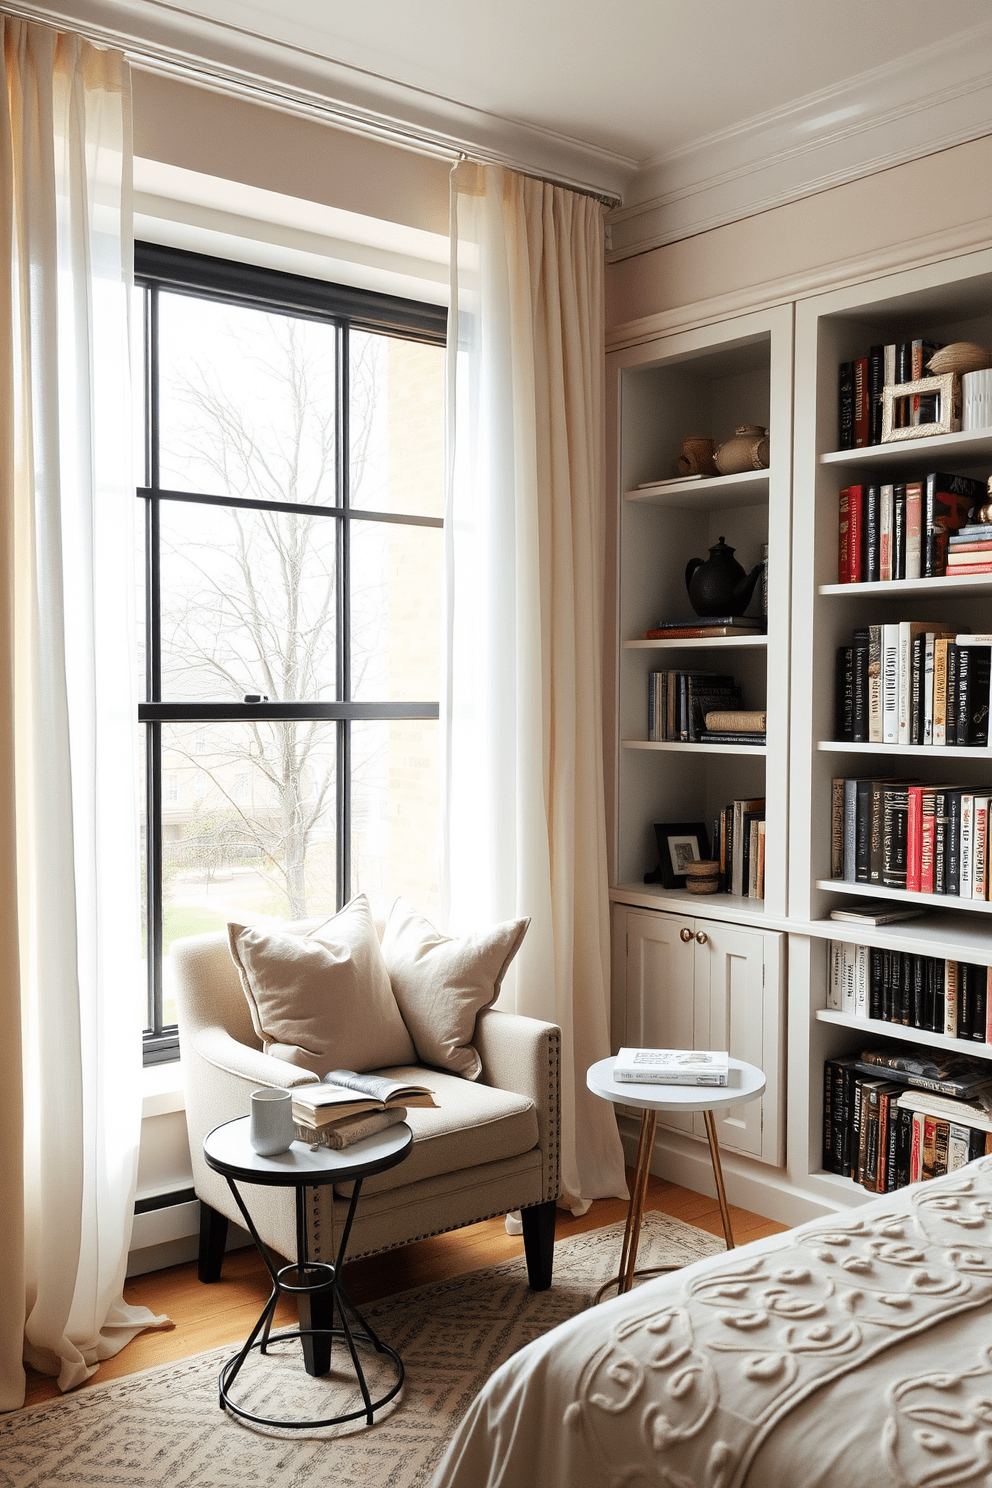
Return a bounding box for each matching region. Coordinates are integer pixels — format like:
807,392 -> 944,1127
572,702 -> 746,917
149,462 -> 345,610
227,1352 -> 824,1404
338,319 -> 350,907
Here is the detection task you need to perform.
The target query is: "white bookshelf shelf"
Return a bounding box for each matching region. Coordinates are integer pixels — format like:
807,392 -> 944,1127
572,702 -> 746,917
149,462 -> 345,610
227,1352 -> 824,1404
817,740 -> 992,757
610,882 -> 770,925
817,880 -> 992,915
624,469 -> 769,508
624,635 -> 767,650
819,426 -> 992,472
819,574 -> 992,598
816,1008 -> 992,1058
623,739 -> 766,755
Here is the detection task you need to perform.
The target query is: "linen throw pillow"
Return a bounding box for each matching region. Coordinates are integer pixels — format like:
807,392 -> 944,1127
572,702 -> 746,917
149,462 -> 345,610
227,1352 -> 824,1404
228,894 -> 416,1076
380,899 -> 530,1079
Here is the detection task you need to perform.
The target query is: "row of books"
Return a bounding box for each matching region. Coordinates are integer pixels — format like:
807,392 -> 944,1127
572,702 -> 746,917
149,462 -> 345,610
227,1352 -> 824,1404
828,940 -> 992,1041
834,624 -> 990,747
648,669 -> 743,742
838,339 -> 943,449
822,1050 -> 992,1191
712,797 -> 765,898
831,776 -> 992,899
836,473 -> 985,583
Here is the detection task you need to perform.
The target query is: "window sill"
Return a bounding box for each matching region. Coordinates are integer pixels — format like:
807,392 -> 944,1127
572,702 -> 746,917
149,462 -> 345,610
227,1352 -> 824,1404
142,1058 -> 185,1119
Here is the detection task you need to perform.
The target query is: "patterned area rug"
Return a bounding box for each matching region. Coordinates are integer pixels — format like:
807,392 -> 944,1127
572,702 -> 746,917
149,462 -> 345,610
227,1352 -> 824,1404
1,1212 -> 723,1488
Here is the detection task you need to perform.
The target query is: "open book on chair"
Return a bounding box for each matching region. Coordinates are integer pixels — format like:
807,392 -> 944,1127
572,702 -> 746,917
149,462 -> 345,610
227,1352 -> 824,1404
291,1069 -> 437,1127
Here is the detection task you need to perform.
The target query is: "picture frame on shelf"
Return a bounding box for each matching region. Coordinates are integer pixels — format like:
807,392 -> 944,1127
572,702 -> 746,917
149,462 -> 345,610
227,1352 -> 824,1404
647,821 -> 710,888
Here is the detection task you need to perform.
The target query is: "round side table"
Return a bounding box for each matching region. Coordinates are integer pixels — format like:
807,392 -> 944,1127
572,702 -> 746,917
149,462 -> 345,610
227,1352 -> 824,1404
587,1055 -> 765,1301
203,1116 -> 412,1429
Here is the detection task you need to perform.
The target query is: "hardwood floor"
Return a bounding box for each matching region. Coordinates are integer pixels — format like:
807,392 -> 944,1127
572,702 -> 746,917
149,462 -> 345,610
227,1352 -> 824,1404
21,1173 -> 788,1410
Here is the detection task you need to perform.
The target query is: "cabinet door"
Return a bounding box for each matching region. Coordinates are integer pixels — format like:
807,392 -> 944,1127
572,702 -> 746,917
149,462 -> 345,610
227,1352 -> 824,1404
623,907 -> 695,1134
693,922 -> 784,1165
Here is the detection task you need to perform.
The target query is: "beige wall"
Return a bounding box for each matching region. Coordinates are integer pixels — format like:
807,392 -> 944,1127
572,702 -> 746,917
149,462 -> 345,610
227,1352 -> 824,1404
607,133 -> 992,333
131,69 -> 451,237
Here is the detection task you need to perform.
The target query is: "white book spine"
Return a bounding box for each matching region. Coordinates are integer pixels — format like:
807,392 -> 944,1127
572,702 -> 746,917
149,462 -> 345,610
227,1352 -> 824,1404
882,623 -> 899,743
842,943 -> 857,1014
923,634 -> 936,745
855,944 -> 869,1019
960,795 -> 974,901
947,1125 -> 970,1171
827,941 -> 843,1010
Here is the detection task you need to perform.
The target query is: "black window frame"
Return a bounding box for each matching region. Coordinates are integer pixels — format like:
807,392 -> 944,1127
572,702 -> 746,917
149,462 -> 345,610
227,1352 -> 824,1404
136,243 -> 446,1063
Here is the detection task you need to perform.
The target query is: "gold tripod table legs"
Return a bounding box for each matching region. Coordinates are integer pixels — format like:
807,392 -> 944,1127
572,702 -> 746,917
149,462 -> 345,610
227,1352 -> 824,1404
595,1104 -> 736,1304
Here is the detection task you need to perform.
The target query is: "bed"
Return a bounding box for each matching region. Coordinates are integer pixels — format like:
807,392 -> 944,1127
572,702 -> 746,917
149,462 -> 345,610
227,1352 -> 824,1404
431,1157 -> 992,1488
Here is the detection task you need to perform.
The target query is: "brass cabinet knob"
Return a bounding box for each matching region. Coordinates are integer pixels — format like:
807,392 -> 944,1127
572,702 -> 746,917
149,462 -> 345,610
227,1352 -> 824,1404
695,930 -> 708,945
679,926 -> 693,942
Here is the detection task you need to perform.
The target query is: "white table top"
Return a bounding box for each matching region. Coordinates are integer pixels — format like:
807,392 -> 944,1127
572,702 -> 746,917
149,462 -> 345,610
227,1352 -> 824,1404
203,1116 -> 413,1187
587,1055 -> 765,1114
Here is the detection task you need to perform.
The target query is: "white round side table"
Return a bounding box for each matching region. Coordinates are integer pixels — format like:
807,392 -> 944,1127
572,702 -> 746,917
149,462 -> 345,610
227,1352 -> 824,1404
587,1055 -> 766,1301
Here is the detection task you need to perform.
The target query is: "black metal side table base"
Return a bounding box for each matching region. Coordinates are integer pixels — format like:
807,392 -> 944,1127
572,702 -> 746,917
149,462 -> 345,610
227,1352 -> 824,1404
218,1325 -> 404,1430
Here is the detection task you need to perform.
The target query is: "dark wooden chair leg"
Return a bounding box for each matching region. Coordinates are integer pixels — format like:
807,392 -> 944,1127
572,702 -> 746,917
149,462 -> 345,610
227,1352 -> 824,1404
298,1280 -> 333,1376
521,1200 -> 556,1290
197,1200 -> 228,1283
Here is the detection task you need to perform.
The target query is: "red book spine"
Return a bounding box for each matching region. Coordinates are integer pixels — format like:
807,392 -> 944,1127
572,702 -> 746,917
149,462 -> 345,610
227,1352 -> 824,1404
853,359 -> 869,448
848,486 -> 863,583
943,562 -> 992,575
907,786 -> 924,894
838,487 -> 851,583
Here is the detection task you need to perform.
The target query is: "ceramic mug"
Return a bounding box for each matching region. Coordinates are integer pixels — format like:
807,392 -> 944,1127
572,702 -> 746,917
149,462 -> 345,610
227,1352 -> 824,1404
249,1087 -> 294,1156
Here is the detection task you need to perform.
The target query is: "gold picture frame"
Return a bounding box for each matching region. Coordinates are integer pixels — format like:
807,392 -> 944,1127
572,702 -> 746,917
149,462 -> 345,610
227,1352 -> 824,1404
880,372 -> 960,442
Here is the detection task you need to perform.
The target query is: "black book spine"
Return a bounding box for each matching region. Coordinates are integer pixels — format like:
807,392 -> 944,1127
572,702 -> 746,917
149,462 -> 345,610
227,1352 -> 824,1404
965,649 -> 991,746
868,345 -> 885,445
882,785 -> 909,889
836,645 -> 854,740
823,1061 -> 835,1171
838,362 -> 854,449
913,954 -> 925,1029
972,969 -> 987,1042
947,791 -> 962,895
864,485 -> 881,583
933,958 -> 946,1034
956,644 -> 971,747
934,789 -> 948,896
869,946 -> 884,1020
852,636 -> 870,742
946,644 -> 960,747
923,956 -> 936,1032
959,964 -> 972,1040
969,1128 -> 986,1163
881,949 -> 892,1023
893,485 -> 907,580
895,342 -> 912,429
910,633 -> 924,745
841,1065 -> 858,1176
900,952 -> 912,1027
895,1107 -> 913,1189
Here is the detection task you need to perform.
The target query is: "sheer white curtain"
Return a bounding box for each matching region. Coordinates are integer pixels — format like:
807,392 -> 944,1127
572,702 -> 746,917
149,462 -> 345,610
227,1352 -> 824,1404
0,17 -> 164,1407
444,161 -> 627,1213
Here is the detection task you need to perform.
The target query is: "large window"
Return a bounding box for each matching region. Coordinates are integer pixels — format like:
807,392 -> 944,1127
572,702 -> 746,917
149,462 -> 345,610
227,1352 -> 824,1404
135,245 -> 446,1061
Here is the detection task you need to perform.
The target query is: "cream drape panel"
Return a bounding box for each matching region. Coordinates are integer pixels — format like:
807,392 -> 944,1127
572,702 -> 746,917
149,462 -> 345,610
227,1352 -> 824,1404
444,162 -> 627,1213
0,17 -> 164,1407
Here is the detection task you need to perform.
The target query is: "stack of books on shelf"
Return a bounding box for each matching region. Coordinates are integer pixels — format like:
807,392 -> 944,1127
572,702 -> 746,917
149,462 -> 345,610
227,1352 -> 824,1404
822,1046 -> 992,1191
648,669 -> 741,742
838,339 -> 944,449
827,939 -> 992,1041
613,1046 -> 730,1087
834,624 -> 990,746
712,796 -> 765,898
645,615 -> 765,640
831,776 -> 992,899
700,709 -> 766,745
837,474 -> 985,582
947,522 -> 992,576
290,1070 -> 436,1149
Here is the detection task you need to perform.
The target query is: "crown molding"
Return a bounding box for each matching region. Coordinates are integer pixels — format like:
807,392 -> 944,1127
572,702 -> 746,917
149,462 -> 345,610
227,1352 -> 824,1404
605,215 -> 992,353
4,0 -> 633,202
608,22 -> 992,260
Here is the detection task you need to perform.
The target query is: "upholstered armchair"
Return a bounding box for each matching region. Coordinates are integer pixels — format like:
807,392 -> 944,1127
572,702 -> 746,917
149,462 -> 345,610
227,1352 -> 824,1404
172,916 -> 561,1349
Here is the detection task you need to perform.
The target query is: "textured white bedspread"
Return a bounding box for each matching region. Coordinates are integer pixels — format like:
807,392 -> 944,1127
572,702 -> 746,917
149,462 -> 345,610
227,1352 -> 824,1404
432,1159 -> 992,1488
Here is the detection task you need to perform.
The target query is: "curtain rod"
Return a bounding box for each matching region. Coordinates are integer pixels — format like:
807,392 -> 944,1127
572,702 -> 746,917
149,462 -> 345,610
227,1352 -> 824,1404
0,3 -> 623,208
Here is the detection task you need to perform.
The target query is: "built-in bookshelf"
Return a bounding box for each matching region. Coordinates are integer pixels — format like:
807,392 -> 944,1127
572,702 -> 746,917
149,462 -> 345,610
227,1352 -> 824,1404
791,246 -> 992,1209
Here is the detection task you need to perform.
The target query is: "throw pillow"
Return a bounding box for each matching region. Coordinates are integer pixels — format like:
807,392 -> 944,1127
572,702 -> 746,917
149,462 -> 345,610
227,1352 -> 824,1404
228,894 -> 416,1076
380,899 -> 530,1079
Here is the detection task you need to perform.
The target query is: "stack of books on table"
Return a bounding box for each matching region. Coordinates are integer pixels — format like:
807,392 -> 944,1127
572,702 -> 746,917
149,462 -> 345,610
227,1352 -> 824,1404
290,1070 -> 436,1149
613,1047 -> 730,1087
947,524 -> 992,576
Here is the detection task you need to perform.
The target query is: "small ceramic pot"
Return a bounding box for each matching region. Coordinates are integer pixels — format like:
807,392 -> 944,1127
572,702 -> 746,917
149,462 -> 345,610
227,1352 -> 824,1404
677,436 -> 716,477
713,425 -> 769,476
683,860 -> 721,894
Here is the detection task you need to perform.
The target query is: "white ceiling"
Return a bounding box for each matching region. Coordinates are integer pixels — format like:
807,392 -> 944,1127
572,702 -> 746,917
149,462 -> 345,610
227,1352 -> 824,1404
13,0 -> 992,255
175,0 -> 991,165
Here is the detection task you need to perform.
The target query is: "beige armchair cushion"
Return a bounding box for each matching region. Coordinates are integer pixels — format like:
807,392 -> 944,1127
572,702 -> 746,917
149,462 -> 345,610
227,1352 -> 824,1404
381,899 -> 529,1079
228,894 -> 415,1076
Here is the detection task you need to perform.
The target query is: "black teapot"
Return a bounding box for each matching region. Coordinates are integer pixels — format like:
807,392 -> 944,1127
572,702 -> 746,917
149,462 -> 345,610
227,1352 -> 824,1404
685,536 -> 763,617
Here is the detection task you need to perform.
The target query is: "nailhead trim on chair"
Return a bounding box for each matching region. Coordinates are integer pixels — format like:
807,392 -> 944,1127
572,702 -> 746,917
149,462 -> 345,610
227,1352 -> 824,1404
545,1025 -> 561,1204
